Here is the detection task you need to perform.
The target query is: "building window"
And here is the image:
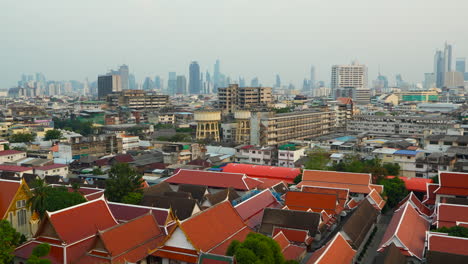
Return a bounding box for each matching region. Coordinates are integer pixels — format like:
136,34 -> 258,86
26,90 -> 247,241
17,209 -> 26,226
416,164 -> 424,168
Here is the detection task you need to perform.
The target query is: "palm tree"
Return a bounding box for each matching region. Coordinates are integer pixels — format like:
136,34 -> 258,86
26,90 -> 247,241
27,179 -> 49,219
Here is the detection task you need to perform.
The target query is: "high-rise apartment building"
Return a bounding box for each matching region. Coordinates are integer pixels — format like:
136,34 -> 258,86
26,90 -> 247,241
176,75 -> 187,95
106,90 -> 169,110
424,73 -> 436,89
189,61 -> 201,94
434,43 -> 453,87
119,65 -> 129,90
218,84 -> 272,113
168,72 -> 177,95
98,74 -> 121,99
456,58 -> 466,73
213,59 -> 221,92
310,66 -> 316,89
330,62 -> 367,90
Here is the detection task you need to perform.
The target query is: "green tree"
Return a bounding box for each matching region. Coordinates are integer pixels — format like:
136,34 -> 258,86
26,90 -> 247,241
0,220 -> 21,264
105,163 -> 144,203
304,148 -> 331,170
27,243 -> 51,264
92,168 -> 105,175
379,177 -> 408,209
226,233 -> 290,264
44,130 -> 62,141
4,144 -> 10,150
383,163 -> 400,176
10,133 -> 35,143
121,192 -> 143,205
434,226 -> 468,238
28,181 -> 86,218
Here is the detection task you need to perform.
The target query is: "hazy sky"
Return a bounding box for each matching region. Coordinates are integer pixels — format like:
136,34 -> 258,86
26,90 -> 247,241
1,0 -> 468,88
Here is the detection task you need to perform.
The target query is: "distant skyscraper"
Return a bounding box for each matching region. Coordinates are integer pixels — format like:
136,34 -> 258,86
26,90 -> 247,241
189,61 -> 201,94
239,77 -> 246,88
128,74 -> 137,90
434,43 -> 453,88
424,73 -> 436,89
168,72 -> 177,95
98,74 -> 121,99
376,74 -> 388,89
154,76 -> 162,90
142,77 -> 154,91
456,58 -> 466,74
275,74 -> 281,88
176,75 -> 187,94
250,77 -> 259,87
310,66 -> 316,89
444,42 -> 452,72
119,65 -> 129,90
213,59 -> 221,91
395,74 -> 404,88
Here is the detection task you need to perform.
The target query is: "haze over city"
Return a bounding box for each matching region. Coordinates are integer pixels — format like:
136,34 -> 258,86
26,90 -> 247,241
2,0 -> 468,88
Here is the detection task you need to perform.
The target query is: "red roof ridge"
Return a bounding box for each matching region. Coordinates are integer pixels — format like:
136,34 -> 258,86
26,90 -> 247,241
233,189 -> 273,208
313,232 -> 355,263
379,202 -> 431,259
301,185 -> 350,193
107,201 -> 171,212
207,225 -> 250,253
303,169 -> 372,184
47,195 -> 119,226
0,178 -> 22,184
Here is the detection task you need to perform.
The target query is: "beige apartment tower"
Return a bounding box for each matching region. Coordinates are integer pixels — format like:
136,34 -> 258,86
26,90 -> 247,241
331,62 -> 368,89
218,84 -> 272,113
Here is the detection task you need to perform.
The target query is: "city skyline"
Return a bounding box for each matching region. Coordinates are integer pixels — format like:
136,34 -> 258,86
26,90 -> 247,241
2,1 -> 468,88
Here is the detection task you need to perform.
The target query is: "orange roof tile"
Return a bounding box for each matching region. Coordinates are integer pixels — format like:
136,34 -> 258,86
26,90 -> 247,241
180,201 -> 251,252
0,179 -> 21,218
285,191 -> 338,215
386,176 -> 433,193
301,185 -> 349,208
98,214 -> 165,261
346,198 -> 360,210
299,170 -> 378,194
367,189 -> 386,210
427,232 -> 468,256
234,189 -> 282,229
46,197 -> 118,244
222,163 -> 300,183
398,192 -> 432,217
273,231 -> 290,251
422,183 -> 438,206
272,227 -> 312,245
378,202 -> 430,260
436,172 -> 468,196
436,203 -> 468,228
307,232 -> 356,264
165,169 -> 262,191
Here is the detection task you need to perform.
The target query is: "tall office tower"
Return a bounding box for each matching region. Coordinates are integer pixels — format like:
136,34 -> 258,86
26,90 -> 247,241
176,75 -> 187,95
376,74 -> 388,89
330,62 -> 367,92
434,43 -> 454,88
275,74 -> 281,88
154,76 -> 162,90
98,74 -> 121,99
118,65 -> 129,90
310,66 -> 316,89
444,42 -> 452,72
168,72 -> 177,95
456,58 -> 466,73
250,77 -> 259,87
83,78 -> 90,96
213,59 -> 221,91
189,61 -> 201,94
302,79 -> 310,91
456,58 -> 467,80
434,50 -> 445,88
205,71 -> 212,94
142,77 -> 154,91
424,73 -> 436,89
239,77 -> 246,87
395,74 -> 404,88
128,74 -> 137,90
